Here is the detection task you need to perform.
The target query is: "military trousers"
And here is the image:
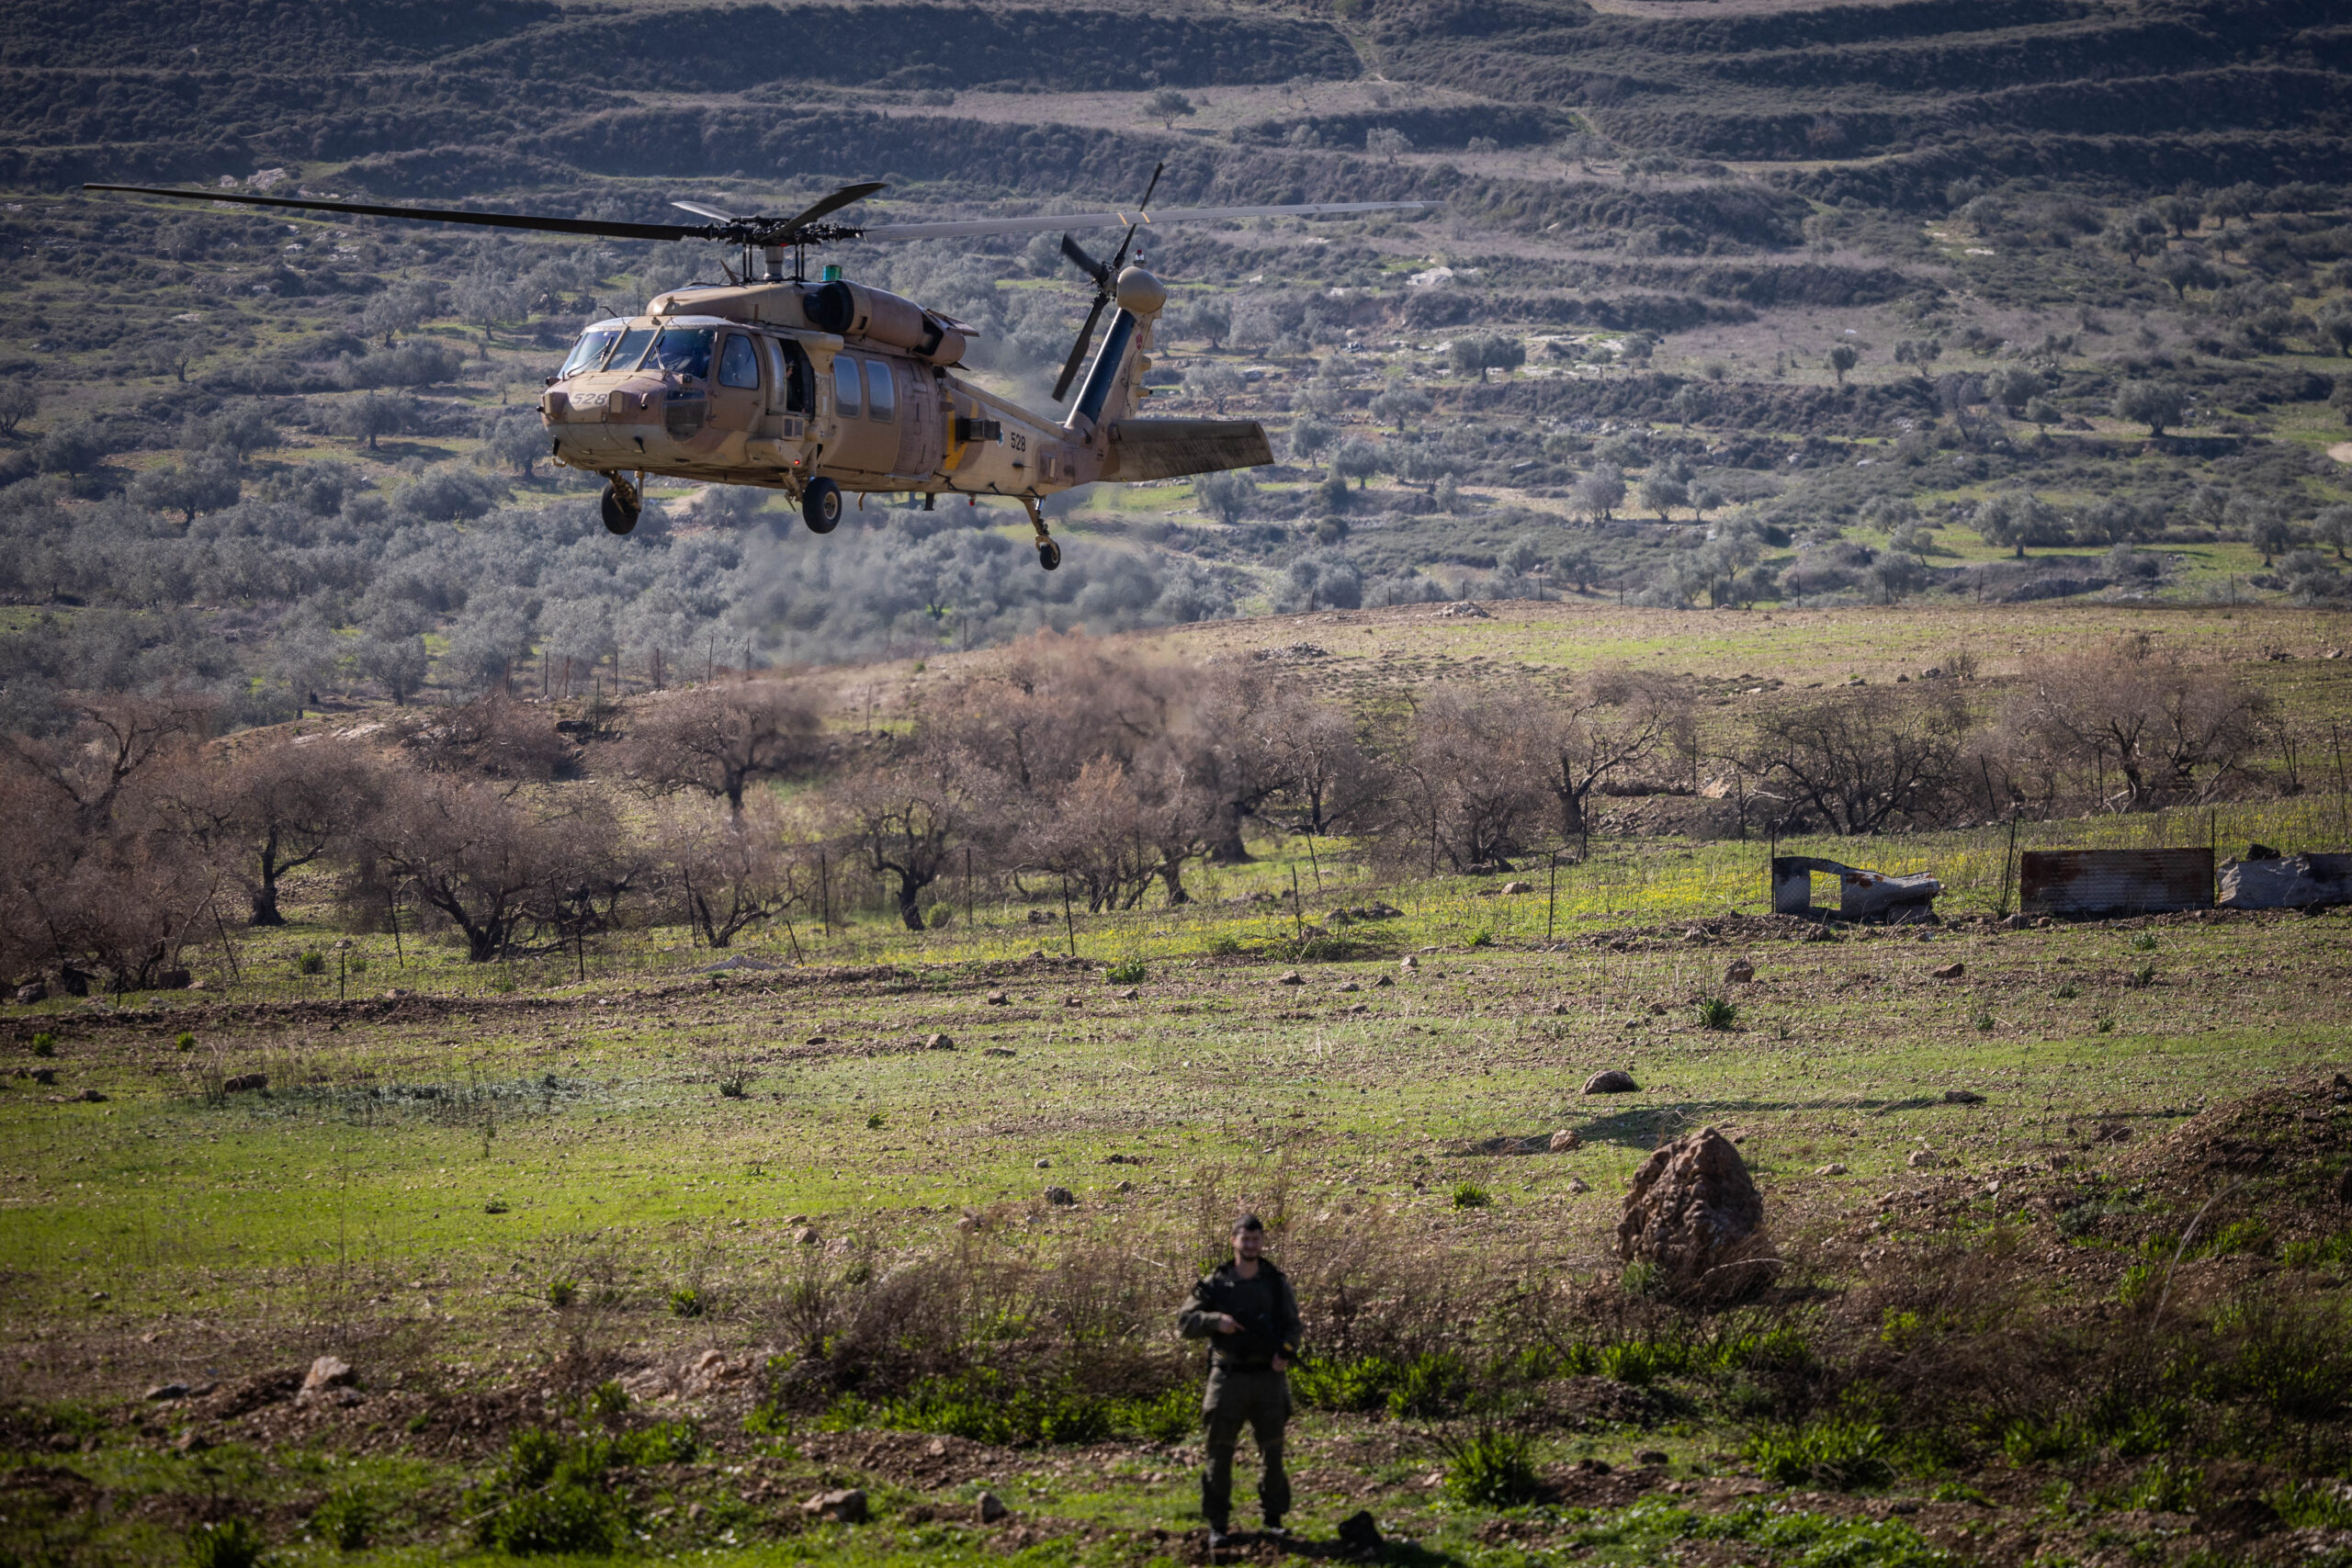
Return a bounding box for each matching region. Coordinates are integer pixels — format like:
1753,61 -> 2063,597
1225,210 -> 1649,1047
1200,1367 -> 1291,1529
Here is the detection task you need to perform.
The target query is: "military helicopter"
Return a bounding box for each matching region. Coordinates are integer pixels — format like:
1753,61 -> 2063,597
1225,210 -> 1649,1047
87,175 -> 1429,569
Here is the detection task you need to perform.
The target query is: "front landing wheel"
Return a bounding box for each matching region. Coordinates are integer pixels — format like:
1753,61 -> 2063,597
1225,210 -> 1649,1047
1036,538 -> 1062,571
802,479 -> 842,535
600,483 -> 641,536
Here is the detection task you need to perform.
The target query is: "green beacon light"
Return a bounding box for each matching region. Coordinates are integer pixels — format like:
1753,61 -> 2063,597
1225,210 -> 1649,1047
821,263 -> 844,281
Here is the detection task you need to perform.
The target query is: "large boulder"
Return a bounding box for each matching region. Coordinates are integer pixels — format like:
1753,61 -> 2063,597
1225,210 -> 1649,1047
1616,1126 -> 1770,1298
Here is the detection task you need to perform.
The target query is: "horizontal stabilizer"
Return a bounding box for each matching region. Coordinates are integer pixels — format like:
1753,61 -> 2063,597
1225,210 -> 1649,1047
1099,419 -> 1273,481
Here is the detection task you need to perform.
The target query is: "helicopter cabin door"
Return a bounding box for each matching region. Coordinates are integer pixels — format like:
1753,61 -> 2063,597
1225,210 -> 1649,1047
823,351 -> 896,477
891,362 -> 938,479
709,332 -> 763,435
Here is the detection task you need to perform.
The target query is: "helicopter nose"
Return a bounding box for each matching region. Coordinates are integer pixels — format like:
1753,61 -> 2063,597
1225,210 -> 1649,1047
1114,265 -> 1167,317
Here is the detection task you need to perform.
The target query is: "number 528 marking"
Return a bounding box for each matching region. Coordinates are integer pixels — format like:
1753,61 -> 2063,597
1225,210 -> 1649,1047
1008,432 -> 1027,453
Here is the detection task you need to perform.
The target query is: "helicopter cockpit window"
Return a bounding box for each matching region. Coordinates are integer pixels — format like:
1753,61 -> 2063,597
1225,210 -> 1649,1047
648,327 -> 715,380
831,355 -> 861,417
865,359 -> 896,423
607,325 -> 658,373
560,325 -> 624,379
717,334 -> 761,390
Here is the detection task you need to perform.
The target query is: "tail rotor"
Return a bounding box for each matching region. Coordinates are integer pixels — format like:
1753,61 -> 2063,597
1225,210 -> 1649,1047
1049,162 -> 1163,403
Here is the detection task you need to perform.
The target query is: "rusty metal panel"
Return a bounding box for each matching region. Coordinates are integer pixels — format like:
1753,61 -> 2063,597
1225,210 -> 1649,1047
2020,849 -> 2213,915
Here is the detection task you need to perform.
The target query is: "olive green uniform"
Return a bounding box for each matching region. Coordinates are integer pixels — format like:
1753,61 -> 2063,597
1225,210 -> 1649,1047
1177,1259 -> 1302,1530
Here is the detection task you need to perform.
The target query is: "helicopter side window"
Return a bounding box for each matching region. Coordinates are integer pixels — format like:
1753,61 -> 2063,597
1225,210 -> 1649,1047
560,328 -> 621,379
648,327 -> 715,380
831,355 -> 861,417
717,333 -> 760,390
606,325 -> 657,372
865,359 -> 896,423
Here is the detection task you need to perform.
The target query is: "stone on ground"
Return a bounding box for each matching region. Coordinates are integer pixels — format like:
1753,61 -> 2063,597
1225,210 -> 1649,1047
1616,1126 -> 1768,1296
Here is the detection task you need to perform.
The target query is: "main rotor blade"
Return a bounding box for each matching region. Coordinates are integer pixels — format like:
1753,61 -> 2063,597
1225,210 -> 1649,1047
82,183 -> 707,243
1134,161 -> 1165,215
774,180 -> 888,236
671,199 -> 741,223
1051,294 -> 1112,404
1060,232 -> 1110,286
857,198 -> 1431,242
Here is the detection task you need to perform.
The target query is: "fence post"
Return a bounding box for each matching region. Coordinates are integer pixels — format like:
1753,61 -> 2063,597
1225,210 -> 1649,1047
1061,874 -> 1077,958
1997,818 -> 2018,919
1547,851 -> 1559,942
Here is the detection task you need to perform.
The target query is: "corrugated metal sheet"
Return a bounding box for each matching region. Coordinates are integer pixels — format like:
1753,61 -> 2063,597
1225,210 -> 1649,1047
2020,849 -> 2213,916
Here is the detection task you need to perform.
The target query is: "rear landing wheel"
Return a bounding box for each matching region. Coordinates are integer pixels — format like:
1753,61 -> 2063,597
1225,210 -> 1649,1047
600,481 -> 641,536
802,478 -> 842,535
1036,538 -> 1062,571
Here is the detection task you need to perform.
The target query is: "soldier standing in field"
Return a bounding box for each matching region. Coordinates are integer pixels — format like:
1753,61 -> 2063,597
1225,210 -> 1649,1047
1177,1214 -> 1303,1548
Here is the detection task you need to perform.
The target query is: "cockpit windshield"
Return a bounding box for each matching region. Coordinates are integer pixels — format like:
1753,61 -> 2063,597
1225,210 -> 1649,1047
648,327 -> 716,380
605,326 -> 657,374
558,324 -> 626,379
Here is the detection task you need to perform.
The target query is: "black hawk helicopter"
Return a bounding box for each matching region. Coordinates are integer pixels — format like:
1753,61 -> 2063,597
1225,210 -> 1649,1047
87,175 -> 1429,569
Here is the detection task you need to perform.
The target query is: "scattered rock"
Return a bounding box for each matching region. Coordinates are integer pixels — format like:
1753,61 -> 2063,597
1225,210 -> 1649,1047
1035,1156 -> 1052,1168
1907,1149 -> 1943,1168
222,1073 -> 267,1094
1116,987 -> 1139,1000
1943,1089 -> 1985,1105
14,983 -> 45,1005
795,1226 -> 821,1246
978,1491 -> 1010,1523
1931,962 -> 1965,980
72,1089 -> 106,1103
922,1032 -> 954,1051
1375,974 -> 1393,987
1278,971 -> 1304,986
1398,955 -> 1418,972
1635,1450 -> 1670,1466
1616,1126 -> 1769,1296
174,1429 -> 209,1453
1337,980 -> 1360,993
1566,1176 -> 1591,1194
29,1067 -> 55,1085
1549,1128 -> 1581,1153
1583,1069 -> 1639,1094
1645,1001 -> 1668,1017
1063,996 -> 1083,1008
1815,1163 -> 1849,1177
1337,1510 -> 1384,1553
803,1488 -> 868,1524
1998,912 -> 2031,931
1043,1186 -> 1076,1206
1114,1179 -> 1135,1193
983,1046 -> 1015,1057
296,1356 -> 356,1404
145,1383 -> 188,1402
1724,959 -> 1755,984
986,991 -> 1009,1005
1501,881 -> 1534,895
2047,1153 -> 2073,1170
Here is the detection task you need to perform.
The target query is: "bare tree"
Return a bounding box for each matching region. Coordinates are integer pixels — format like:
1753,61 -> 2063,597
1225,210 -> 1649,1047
365,772 -> 629,960
617,682 -> 822,815
1526,669 -> 1690,841
150,738 -> 381,926
659,795 -> 812,948
829,746 -> 978,931
1379,686 -> 1548,874
2008,649 -> 2270,812
1739,689 -> 1970,835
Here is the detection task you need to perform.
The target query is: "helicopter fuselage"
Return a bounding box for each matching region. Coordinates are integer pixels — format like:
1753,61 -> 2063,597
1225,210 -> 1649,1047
541,272 -> 1181,515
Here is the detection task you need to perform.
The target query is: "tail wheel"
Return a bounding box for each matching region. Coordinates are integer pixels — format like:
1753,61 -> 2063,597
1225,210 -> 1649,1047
803,479 -> 842,535
1036,538 -> 1062,571
600,484 -> 640,536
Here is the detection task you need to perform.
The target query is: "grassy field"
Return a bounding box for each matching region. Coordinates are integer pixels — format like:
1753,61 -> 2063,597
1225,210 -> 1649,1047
7,798 -> 2352,1563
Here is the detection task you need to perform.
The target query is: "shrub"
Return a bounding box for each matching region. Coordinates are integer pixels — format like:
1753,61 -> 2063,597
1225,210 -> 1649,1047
2127,962 -> 2157,989
485,1483 -> 616,1556
1206,934 -> 1244,956
865,1111 -> 885,1130
1695,996 -> 1738,1031
187,1518 -> 267,1568
1746,1415 -> 1894,1490
1452,1182 -> 1492,1209
547,1279 -> 577,1309
30,1033 -> 55,1057
841,1368 -> 1184,1446
2128,931 -> 2158,953
310,1487 -> 375,1551
174,1032 -> 196,1051
1104,958 -> 1148,986
1467,929 -> 1494,948
668,1287 -> 706,1318
2053,981 -> 2079,999
1441,1423 -> 1542,1506
296,951 -> 326,976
